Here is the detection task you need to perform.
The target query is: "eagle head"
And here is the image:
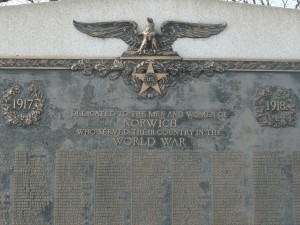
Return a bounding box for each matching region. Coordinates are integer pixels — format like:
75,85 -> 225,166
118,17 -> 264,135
147,18 -> 154,23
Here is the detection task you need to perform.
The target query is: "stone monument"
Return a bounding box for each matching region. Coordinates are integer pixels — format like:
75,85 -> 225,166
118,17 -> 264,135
0,0 -> 299,224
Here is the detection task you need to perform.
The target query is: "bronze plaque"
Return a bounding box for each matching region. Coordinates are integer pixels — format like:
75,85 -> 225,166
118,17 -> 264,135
0,18 -> 299,225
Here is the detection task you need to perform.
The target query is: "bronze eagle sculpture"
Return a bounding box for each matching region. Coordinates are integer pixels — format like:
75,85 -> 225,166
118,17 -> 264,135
73,18 -> 226,56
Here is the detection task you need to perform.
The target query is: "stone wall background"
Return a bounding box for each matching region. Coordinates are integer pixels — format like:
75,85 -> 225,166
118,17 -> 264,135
0,0 -> 299,59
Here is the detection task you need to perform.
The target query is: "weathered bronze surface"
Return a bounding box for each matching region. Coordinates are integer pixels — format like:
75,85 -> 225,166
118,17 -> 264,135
0,57 -> 299,225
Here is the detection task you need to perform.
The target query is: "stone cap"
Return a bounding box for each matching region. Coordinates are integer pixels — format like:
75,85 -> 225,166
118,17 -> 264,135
0,0 -> 299,59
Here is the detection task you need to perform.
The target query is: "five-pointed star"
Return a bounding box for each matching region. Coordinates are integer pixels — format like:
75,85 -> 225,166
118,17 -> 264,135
134,62 -> 168,94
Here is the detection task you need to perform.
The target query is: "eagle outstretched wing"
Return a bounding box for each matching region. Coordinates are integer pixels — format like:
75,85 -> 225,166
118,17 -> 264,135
157,21 -> 227,51
73,20 -> 143,50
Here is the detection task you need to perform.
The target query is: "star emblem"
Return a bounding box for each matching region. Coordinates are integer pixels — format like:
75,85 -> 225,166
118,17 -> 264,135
133,62 -> 168,95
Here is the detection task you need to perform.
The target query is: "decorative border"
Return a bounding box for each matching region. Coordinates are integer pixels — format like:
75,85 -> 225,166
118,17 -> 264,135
0,58 -> 300,72
0,58 -> 75,69
1,57 -> 299,99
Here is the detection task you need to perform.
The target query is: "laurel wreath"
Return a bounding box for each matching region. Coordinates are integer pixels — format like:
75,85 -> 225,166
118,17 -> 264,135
255,86 -> 297,128
2,84 -> 44,126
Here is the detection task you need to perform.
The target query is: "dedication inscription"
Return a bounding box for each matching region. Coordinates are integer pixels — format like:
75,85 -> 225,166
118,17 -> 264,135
0,17 -> 299,225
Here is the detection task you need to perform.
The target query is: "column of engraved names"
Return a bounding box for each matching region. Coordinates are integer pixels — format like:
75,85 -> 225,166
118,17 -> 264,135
0,153 -> 10,225
253,151 -> 288,225
54,150 -> 92,225
212,151 -> 249,225
132,150 -> 171,225
172,152 -> 211,225
293,152 -> 300,224
13,149 -> 49,225
95,150 -> 131,225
